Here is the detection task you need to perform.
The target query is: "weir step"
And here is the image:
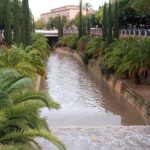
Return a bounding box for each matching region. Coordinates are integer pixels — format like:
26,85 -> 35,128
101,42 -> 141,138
36,126 -> 150,150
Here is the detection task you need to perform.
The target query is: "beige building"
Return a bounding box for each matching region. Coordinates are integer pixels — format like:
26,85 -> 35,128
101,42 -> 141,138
41,5 -> 92,23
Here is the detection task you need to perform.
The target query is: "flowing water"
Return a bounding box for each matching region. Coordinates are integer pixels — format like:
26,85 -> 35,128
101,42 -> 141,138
38,50 -> 150,150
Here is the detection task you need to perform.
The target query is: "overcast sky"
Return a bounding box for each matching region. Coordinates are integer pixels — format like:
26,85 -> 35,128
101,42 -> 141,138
29,0 -> 109,18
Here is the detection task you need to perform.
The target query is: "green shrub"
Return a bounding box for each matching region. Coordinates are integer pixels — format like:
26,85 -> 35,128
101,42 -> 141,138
68,35 -> 79,49
31,33 -> 50,60
100,63 -> 115,75
77,36 -> 90,52
102,38 -> 150,83
85,37 -> 106,58
57,36 -> 70,47
81,51 -> 91,65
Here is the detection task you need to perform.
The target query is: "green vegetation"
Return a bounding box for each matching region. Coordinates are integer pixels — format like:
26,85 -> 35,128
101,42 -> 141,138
84,2 -> 92,35
31,33 -> 49,60
0,0 -> 32,46
78,0 -> 83,37
3,0 -> 12,45
13,0 -> 20,44
0,68 -> 65,149
113,0 -> 119,39
34,19 -> 45,30
107,0 -> 112,44
131,0 -> 150,15
103,38 -> 150,84
46,16 -> 66,37
22,0 -> 31,46
57,35 -> 150,84
102,3 -> 107,40
56,0 -> 150,85
82,37 -> 105,65
0,29 -> 66,149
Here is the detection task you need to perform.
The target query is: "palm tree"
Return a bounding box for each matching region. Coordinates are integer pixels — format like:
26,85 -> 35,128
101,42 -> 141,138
84,3 -> 92,35
0,45 -> 45,77
0,68 -> 66,150
104,38 -> 150,84
121,38 -> 150,83
84,2 -> 92,16
31,33 -> 50,60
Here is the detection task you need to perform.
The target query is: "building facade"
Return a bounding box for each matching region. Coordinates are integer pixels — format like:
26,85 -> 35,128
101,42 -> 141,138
41,5 -> 92,23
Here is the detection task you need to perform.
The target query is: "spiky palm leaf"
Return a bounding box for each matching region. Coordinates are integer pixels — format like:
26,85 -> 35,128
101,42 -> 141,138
0,129 -> 66,150
0,68 -> 65,150
0,45 -> 45,77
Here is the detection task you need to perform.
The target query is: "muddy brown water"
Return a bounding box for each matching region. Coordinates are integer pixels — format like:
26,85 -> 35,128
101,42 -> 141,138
39,50 -> 146,127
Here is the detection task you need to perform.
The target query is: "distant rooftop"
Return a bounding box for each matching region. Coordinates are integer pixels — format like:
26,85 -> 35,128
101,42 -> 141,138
41,5 -> 80,16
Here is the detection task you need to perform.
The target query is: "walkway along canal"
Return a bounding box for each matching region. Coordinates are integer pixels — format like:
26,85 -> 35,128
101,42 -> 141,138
37,49 -> 150,150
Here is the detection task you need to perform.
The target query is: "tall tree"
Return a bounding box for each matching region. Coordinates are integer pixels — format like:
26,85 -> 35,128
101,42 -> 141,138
35,19 -> 45,29
86,16 -> 91,35
32,17 -> 35,32
131,0 -> 150,15
3,0 -> 12,45
84,2 -> 92,35
84,2 -> 92,16
22,0 -> 31,46
82,16 -> 87,35
78,0 -> 83,38
107,0 -> 112,44
50,16 -> 66,37
13,0 -> 20,44
113,0 -> 119,39
102,3 -> 107,40
0,1 -> 4,40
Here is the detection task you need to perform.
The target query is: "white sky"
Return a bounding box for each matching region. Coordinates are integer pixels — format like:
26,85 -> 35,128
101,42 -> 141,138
29,0 -> 109,18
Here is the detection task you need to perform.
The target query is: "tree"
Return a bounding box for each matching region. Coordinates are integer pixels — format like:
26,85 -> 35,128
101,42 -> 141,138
31,33 -> 49,60
35,19 -> 45,29
32,17 -> 35,32
84,2 -> 92,16
3,0 -> 12,45
113,0 -> 119,39
107,0 -> 112,44
131,0 -> 150,15
0,68 -> 66,150
78,0 -> 83,37
90,13 -> 99,28
102,3 -> 107,40
95,6 -> 103,27
104,38 -> 150,84
22,0 -> 31,46
0,1 -> 4,39
13,0 -> 20,44
46,18 -> 55,30
0,45 -> 45,77
84,3 -> 92,35
50,16 -> 66,37
82,16 -> 87,35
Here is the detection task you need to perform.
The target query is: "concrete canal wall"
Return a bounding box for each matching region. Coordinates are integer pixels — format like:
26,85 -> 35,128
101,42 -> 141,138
88,59 -> 150,125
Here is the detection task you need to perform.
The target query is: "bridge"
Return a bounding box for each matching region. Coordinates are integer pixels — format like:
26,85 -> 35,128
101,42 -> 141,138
36,29 -> 150,38
35,30 -> 58,37
35,29 -> 150,47
35,30 -> 59,47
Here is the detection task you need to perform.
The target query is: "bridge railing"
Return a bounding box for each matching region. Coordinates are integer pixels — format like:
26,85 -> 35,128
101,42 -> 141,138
63,28 -> 150,37
120,29 -> 150,37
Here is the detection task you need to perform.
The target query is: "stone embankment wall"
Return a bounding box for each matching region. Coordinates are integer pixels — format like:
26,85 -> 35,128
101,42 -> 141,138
88,59 -> 150,125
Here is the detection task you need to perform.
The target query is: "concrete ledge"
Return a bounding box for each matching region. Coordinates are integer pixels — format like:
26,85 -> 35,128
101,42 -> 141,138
36,126 -> 150,150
